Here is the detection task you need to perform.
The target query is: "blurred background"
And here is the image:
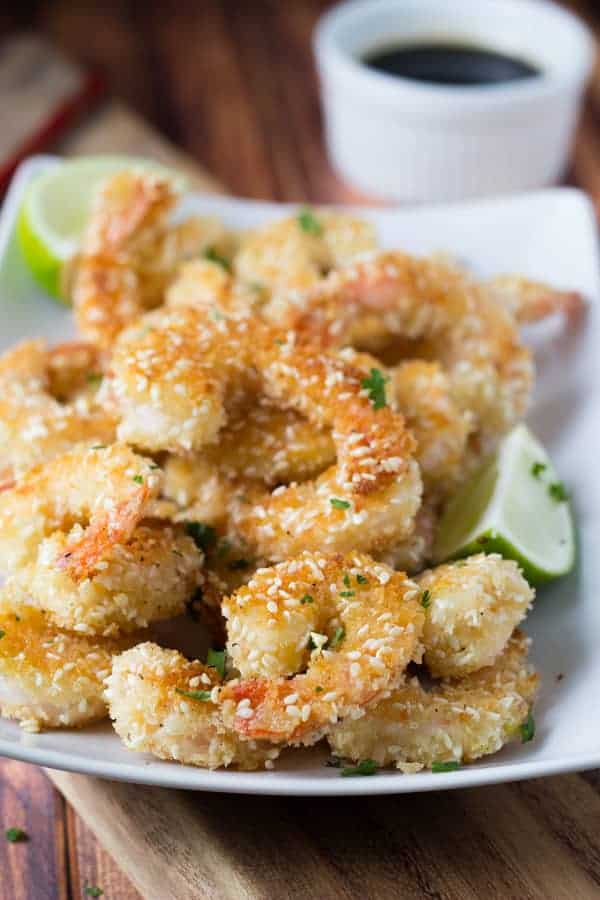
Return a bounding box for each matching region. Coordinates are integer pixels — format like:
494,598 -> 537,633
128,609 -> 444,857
0,0 -> 597,206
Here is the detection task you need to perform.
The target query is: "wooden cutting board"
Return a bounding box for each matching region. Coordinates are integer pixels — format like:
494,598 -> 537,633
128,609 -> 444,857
3,32 -> 600,900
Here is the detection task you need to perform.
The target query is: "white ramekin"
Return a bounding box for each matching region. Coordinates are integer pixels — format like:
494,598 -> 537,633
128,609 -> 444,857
314,0 -> 595,203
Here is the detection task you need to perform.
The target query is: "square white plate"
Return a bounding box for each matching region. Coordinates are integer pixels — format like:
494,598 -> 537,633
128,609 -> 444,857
0,156 -> 598,796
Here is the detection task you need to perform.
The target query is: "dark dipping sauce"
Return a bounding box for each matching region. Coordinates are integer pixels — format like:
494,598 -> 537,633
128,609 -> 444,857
363,43 -> 540,87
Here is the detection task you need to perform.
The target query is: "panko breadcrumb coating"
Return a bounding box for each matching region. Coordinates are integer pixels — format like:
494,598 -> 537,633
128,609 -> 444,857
0,444 -> 161,581
0,339 -> 115,483
72,170 -> 227,348
328,631 -> 538,770
418,553 -> 534,678
10,523 -> 202,637
220,551 -> 424,745
106,643 -> 281,770
0,592 -> 138,732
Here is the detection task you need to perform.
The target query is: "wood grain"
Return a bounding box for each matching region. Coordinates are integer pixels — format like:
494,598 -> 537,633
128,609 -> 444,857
0,1 -> 599,898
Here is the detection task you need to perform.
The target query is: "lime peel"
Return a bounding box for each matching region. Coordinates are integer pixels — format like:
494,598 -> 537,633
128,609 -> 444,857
433,424 -> 575,585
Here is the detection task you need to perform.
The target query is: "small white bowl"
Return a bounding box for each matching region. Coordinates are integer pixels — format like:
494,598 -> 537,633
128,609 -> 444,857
314,0 -> 595,203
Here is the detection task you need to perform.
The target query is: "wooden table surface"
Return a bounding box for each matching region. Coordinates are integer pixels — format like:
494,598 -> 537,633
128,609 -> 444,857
1,1 -> 600,898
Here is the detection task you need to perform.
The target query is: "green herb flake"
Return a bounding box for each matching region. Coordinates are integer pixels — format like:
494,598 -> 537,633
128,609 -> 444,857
339,590 -> 355,598
341,759 -> 378,777
300,594 -> 314,605
356,574 -> 368,585
204,246 -> 232,272
84,887 -> 104,898
0,630 -> 5,640
206,648 -> 226,679
5,827 -> 27,843
420,589 -> 432,609
330,626 -> 346,649
431,761 -> 460,773
315,686 -> 324,693
132,474 -> 144,485
548,481 -> 569,503
297,207 -> 322,236
185,522 -> 217,552
91,444 -> 106,450
86,372 -> 103,386
519,711 -> 535,743
360,367 -> 389,410
330,497 -> 350,511
175,688 -> 212,702
343,573 -> 351,587
531,461 -> 547,479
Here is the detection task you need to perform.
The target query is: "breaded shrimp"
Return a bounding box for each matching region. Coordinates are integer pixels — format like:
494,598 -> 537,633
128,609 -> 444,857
229,343 -> 421,561
109,307 -> 256,453
166,258 -> 261,318
0,444 -> 161,581
0,592 -> 136,732
235,210 -> 377,298
417,553 -> 534,679
488,275 -> 583,324
0,339 -> 115,482
391,360 -> 473,493
72,171 -> 226,348
265,251 -> 535,456
220,552 -> 424,745
106,643 -> 281,770
328,631 -> 538,770
10,523 -> 202,637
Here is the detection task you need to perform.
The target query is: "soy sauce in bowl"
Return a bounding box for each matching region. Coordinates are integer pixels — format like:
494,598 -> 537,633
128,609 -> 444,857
363,43 -> 540,87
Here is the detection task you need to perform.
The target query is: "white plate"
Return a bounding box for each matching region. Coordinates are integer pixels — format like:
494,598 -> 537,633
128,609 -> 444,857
0,155 -> 598,796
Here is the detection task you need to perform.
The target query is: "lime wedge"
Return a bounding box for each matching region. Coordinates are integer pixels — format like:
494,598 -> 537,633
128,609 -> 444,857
16,155 -> 186,303
433,424 -> 575,585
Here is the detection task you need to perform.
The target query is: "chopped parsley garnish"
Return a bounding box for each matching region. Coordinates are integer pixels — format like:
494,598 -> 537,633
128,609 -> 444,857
330,626 -> 345,649
330,497 -> 350,511
5,827 -> 27,843
91,445 -> 106,450
274,338 -> 285,346
185,522 -> 217,552
420,589 -> 432,609
204,246 -> 231,272
315,686 -> 324,693
343,573 -> 351,587
300,594 -> 314,605
86,373 -> 103,386
228,558 -> 251,570
132,475 -> 144,484
519,711 -> 535,743
356,574 -> 369,585
341,759 -> 378,777
297,207 -> 322,236
206,648 -> 226,679
175,688 -> 212,702
84,887 -> 104,898
431,761 -> 460,773
150,463 -> 160,470
548,481 -> 569,503
531,461 -> 547,479
360,367 -> 389,410
339,590 -> 355,598
0,630 -> 5,640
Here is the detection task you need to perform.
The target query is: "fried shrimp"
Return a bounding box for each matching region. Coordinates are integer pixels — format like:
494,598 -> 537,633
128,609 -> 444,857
72,171 -> 225,348
0,339 -> 115,482
235,211 -> 377,298
0,591 -> 136,731
488,274 -> 584,324
328,631 -> 538,770
0,444 -> 160,580
418,554 -> 534,679
266,251 -> 534,456
110,307 -> 256,453
220,552 -> 424,745
229,344 -> 421,561
106,643 -> 281,770
10,523 -> 202,637
166,258 -> 261,317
